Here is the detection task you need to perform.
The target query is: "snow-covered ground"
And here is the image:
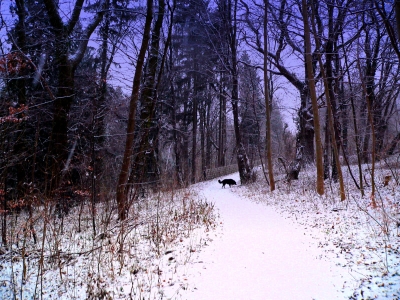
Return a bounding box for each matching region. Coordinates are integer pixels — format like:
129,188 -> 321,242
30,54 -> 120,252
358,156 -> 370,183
0,165 -> 399,299
230,166 -> 400,299
175,179 -> 352,299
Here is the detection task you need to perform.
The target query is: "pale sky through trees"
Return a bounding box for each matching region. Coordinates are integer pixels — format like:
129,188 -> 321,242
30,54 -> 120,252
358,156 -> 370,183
0,0 -> 300,130
1,1 -> 400,298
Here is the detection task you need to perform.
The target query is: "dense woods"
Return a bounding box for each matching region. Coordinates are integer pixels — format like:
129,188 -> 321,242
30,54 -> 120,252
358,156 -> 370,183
1,0 -> 400,224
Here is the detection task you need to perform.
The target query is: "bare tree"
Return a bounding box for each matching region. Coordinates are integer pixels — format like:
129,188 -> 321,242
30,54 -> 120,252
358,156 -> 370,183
42,0 -> 106,191
129,0 -> 166,189
263,0 -> 275,191
116,0 -> 153,220
226,0 -> 252,184
302,0 -> 324,195
241,0 -> 315,174
309,0 -> 345,200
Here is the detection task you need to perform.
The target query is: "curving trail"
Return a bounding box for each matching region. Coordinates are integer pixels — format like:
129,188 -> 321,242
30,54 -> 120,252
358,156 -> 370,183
183,177 -> 351,300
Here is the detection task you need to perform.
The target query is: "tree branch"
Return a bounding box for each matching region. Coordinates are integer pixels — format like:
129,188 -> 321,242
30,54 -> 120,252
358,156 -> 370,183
67,0 -> 85,34
43,0 -> 64,30
69,0 -> 107,68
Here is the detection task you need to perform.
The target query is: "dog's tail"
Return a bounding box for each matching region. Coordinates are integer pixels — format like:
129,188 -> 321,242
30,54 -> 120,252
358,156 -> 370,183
218,180 -> 222,184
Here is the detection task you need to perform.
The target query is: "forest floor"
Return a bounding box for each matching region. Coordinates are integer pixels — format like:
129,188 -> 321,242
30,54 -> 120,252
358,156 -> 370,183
0,164 -> 399,299
164,166 -> 400,299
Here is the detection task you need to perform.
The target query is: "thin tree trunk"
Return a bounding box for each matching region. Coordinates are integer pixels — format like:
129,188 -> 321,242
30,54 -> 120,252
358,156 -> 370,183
171,81 -> 183,187
395,0 -> 400,40
116,0 -> 153,220
323,109 -> 330,180
200,105 -> 206,180
12,0 -> 28,200
2,166 -> 7,246
263,0 -> 275,191
205,100 -> 212,170
357,54 -> 377,207
302,0 -> 324,195
229,0 -> 251,184
132,0 -> 165,187
342,28 -> 364,190
182,99 -> 190,184
43,0 -> 105,192
191,94 -> 198,184
310,1 -> 345,200
218,75 -> 226,167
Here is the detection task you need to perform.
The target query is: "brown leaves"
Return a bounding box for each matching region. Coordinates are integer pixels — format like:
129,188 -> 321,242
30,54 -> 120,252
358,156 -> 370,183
0,104 -> 29,124
0,52 -> 31,75
74,190 -> 91,197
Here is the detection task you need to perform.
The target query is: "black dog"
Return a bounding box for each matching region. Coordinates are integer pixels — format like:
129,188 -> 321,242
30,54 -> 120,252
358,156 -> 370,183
218,179 -> 237,188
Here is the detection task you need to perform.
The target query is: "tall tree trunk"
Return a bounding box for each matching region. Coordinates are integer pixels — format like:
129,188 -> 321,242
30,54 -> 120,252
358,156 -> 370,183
200,104 -> 206,179
11,0 -> 27,106
297,88 -> 315,164
97,0 -> 112,154
263,0 -> 275,191
228,0 -> 251,184
357,46 -> 377,206
310,0 -> 345,200
361,26 -> 381,164
341,30 -> 364,196
302,0 -> 324,195
171,83 -> 184,187
191,94 -> 198,183
131,0 -> 165,187
339,83 -> 348,154
11,0 -> 28,199
43,0 -> 105,192
218,75 -> 226,167
116,0 -> 153,220
90,0 -> 111,232
182,98 -> 190,184
168,42 -> 184,187
49,58 -> 74,190
205,99 -> 212,170
323,109 -> 330,180
242,0 -> 314,167
361,114 -> 371,164
396,0 -> 400,40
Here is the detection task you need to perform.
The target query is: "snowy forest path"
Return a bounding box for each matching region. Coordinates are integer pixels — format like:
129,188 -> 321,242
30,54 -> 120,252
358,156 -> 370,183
184,176 -> 351,299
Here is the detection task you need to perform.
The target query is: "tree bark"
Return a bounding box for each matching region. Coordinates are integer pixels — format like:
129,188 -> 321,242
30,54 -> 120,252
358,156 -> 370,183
229,0 -> 252,184
263,0 -> 275,191
241,0 -> 315,166
357,47 -> 377,206
218,74 -> 227,167
131,0 -> 166,188
310,0 -> 345,200
116,0 -> 153,220
396,0 -> 400,41
191,92 -> 198,183
302,0 -> 324,195
43,0 -> 105,192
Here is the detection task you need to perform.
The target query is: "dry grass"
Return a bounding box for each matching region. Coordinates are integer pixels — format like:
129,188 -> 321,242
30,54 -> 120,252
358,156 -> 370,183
0,187 -> 218,299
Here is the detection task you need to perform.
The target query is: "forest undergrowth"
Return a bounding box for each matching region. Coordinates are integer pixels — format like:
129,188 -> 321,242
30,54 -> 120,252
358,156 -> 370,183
0,187 -> 218,299
1,160 -> 400,299
238,161 -> 400,299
